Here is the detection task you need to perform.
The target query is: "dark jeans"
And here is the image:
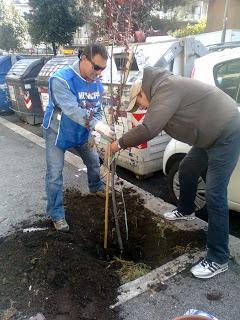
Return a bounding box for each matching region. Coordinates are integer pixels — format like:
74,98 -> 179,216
177,117 -> 240,264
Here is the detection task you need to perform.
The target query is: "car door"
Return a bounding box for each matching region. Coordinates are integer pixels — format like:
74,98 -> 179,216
214,58 -> 240,209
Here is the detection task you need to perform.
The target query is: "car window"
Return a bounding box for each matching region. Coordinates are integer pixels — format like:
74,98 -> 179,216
214,58 -> 240,104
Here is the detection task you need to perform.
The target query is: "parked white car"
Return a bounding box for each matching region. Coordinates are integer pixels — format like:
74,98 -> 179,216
163,47 -> 240,212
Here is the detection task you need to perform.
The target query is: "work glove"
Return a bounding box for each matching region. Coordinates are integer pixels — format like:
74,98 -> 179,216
94,121 -> 115,142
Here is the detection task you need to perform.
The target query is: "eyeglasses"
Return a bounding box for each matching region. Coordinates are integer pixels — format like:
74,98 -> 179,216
88,58 -> 106,71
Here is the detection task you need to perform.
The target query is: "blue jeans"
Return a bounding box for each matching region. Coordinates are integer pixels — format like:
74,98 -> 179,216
44,128 -> 103,222
178,117 -> 240,264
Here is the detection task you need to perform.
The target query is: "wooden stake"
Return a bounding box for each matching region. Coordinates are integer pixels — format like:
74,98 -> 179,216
104,144 -> 111,249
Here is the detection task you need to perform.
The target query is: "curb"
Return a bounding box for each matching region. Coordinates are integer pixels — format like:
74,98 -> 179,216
110,250 -> 206,308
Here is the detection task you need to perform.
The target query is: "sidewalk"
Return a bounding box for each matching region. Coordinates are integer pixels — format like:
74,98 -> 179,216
0,117 -> 87,237
0,116 -> 240,320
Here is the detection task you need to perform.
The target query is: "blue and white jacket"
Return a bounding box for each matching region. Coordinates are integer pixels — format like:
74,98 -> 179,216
43,60 -> 103,150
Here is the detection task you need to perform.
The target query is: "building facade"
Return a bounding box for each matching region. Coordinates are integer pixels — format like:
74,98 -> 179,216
207,0 -> 240,31
13,0 -> 31,15
153,1 -> 208,22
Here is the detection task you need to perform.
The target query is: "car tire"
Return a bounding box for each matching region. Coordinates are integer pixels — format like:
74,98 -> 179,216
167,159 -> 207,213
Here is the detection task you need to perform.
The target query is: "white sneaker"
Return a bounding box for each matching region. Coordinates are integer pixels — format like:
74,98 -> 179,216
163,209 -> 195,221
53,219 -> 69,232
191,259 -> 228,279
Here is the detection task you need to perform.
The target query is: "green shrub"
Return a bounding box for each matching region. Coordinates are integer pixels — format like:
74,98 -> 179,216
172,20 -> 206,38
149,16 -> 189,34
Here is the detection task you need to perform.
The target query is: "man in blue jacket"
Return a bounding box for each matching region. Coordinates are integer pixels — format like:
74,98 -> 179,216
43,43 -> 114,232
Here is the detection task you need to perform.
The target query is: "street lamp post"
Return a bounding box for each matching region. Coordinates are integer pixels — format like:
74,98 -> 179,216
221,0 -> 230,43
0,8 -> 3,25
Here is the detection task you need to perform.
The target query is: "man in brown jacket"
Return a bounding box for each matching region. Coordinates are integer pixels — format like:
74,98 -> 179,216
110,67 -> 240,279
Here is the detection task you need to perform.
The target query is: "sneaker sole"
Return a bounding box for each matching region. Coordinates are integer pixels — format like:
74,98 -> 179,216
55,227 -> 69,232
164,215 -> 196,221
53,223 -> 69,232
191,266 -> 228,279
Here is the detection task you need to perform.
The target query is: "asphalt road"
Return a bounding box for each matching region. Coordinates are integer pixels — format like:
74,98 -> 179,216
2,112 -> 240,238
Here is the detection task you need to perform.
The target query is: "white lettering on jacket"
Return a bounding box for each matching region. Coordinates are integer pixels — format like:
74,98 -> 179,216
78,91 -> 100,100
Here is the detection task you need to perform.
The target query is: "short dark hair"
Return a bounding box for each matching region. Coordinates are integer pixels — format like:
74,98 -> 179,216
80,43 -> 108,61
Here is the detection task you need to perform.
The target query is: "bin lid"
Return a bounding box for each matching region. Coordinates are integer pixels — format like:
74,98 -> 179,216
0,55 -> 11,65
6,58 -> 43,80
0,55 -> 22,79
0,56 -> 12,81
37,56 -> 77,83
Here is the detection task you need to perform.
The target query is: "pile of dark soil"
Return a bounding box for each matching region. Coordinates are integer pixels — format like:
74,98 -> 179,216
0,188 -> 206,320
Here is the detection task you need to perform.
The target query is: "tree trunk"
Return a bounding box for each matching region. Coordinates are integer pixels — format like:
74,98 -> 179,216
52,42 -> 57,56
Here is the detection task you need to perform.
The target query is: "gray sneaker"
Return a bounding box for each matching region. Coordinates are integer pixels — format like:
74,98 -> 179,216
191,259 -> 228,279
53,219 -> 69,232
164,209 -> 195,221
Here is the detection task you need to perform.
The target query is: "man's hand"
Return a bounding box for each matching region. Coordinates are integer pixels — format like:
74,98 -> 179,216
110,140 -> 121,154
94,121 -> 115,141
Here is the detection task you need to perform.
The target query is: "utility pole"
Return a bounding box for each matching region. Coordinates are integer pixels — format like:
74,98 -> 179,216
221,0 -> 230,43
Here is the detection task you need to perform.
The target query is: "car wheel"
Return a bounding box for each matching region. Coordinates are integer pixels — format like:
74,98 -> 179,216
167,160 -> 206,212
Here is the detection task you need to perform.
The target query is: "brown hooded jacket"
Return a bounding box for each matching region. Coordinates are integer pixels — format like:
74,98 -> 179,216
119,67 -> 239,149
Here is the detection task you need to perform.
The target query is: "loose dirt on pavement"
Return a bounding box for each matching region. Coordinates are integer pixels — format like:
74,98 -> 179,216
0,188 -> 206,320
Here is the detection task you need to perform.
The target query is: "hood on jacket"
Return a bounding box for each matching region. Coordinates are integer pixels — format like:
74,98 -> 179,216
142,67 -> 172,102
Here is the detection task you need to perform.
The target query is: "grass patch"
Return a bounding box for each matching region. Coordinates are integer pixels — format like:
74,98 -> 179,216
108,257 -> 152,284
